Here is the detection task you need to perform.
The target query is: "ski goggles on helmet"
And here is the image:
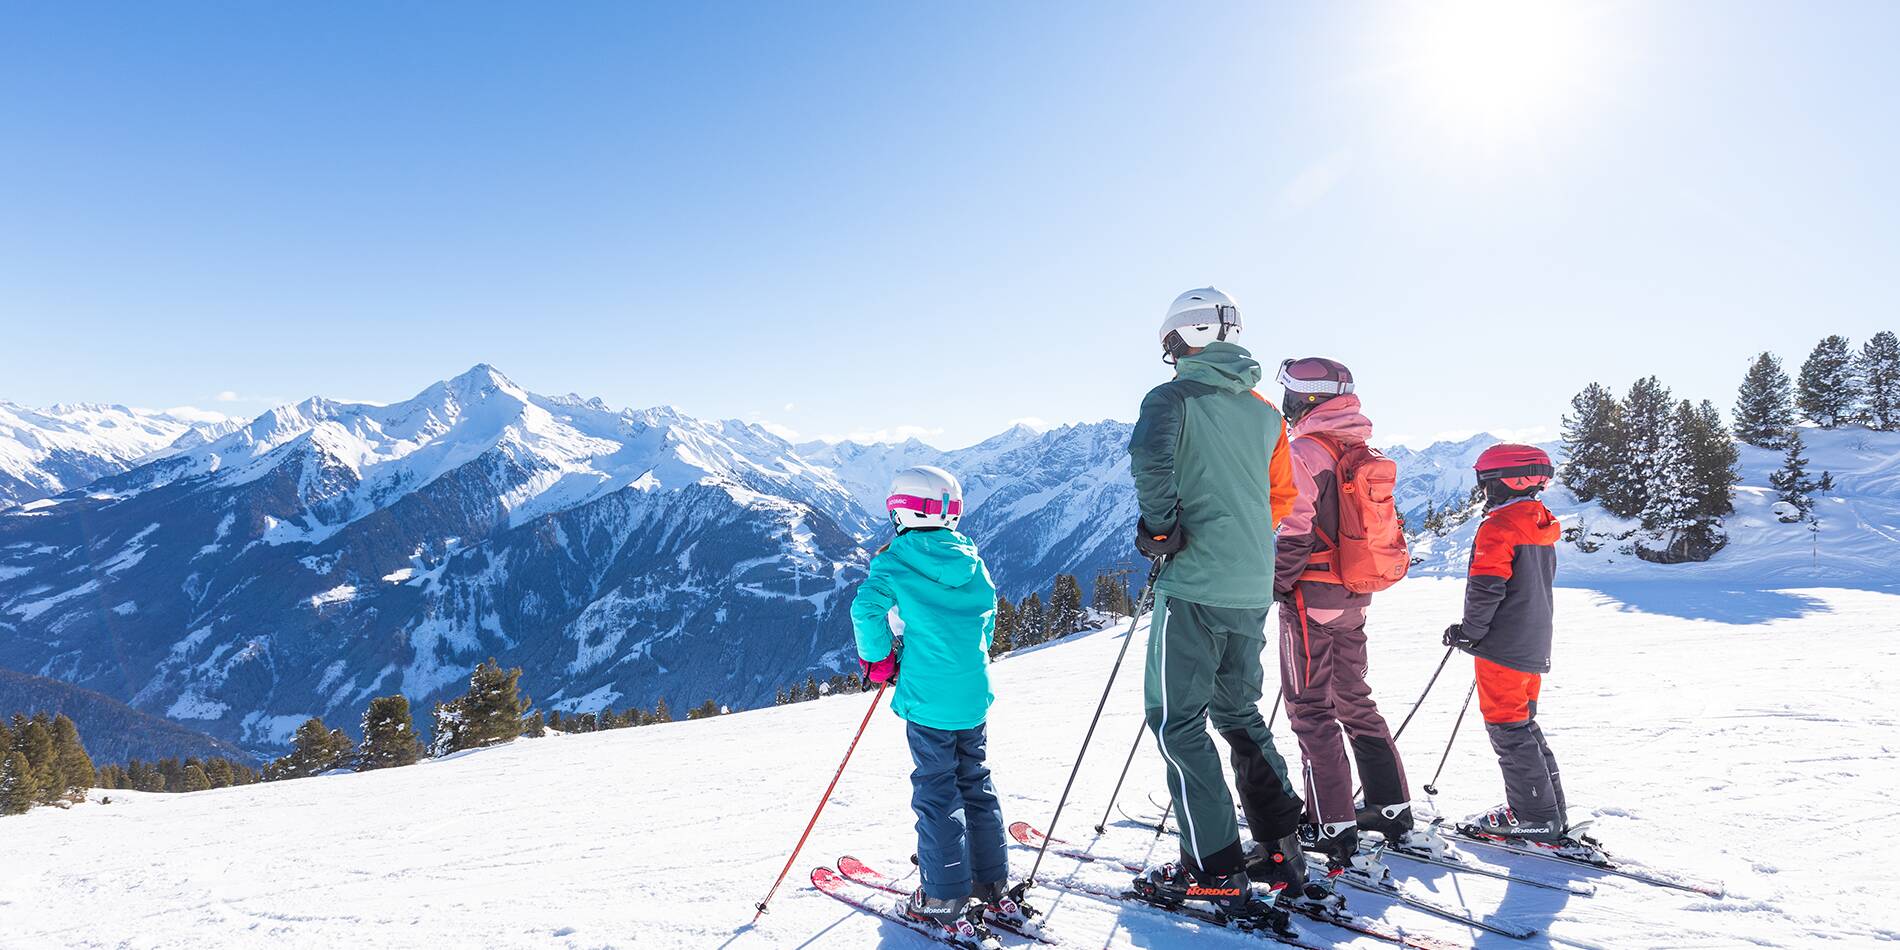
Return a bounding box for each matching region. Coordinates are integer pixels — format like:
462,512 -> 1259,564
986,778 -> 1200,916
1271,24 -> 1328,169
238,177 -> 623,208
1276,358 -> 1356,395
886,494 -> 962,517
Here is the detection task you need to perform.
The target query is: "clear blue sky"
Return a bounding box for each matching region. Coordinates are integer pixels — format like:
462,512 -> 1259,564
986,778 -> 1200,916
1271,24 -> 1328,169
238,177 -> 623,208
3,2 -> 1896,448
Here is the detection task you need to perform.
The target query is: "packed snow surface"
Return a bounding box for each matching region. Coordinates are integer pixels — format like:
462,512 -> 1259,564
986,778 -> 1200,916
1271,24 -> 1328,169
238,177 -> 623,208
2,578 -> 1896,948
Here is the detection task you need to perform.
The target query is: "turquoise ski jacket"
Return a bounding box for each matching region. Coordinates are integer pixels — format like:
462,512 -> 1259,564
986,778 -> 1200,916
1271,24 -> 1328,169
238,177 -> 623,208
850,528 -> 998,731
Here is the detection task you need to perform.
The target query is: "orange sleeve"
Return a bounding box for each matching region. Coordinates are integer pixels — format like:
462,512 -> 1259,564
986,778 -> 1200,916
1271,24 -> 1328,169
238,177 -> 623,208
1269,419 -> 1297,529
1468,515 -> 1518,580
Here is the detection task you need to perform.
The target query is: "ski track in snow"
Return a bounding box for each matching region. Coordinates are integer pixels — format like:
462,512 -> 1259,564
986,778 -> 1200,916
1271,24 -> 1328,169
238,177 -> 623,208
2,579 -> 1898,948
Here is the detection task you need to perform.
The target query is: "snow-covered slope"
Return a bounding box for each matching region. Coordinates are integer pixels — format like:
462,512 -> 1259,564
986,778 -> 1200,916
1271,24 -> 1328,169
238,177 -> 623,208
0,402 -> 238,509
5,577 -> 1895,948
1410,425 -> 1900,588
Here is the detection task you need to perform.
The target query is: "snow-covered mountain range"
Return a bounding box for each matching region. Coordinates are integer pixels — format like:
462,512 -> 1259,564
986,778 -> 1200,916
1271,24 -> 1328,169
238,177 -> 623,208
8,364 -> 1885,758
0,367 -> 1166,754
0,402 -> 239,509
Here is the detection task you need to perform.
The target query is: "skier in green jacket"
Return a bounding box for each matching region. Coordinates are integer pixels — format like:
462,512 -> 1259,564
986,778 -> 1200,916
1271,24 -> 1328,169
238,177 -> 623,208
1127,288 -> 1312,916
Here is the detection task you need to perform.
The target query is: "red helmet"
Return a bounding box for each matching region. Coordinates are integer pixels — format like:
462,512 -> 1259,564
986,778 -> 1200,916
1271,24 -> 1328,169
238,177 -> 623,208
1474,443 -> 1554,492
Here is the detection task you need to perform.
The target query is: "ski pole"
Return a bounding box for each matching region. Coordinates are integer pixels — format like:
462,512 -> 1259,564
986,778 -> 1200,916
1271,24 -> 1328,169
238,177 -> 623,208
751,679 -> 889,923
1093,719 -> 1149,833
1352,644 -> 1454,799
1422,677 -> 1476,797
1015,555 -> 1168,899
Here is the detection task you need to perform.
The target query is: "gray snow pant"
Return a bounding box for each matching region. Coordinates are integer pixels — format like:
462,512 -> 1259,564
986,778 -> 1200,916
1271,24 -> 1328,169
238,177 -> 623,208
1279,602 -> 1410,828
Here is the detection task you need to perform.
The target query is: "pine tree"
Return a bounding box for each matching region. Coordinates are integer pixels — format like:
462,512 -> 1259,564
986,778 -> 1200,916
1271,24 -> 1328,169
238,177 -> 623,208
358,695 -> 423,770
1734,352 -> 1797,448
1605,376 -> 1672,518
1769,429 -> 1817,519
1641,402 -> 1699,542
0,718 -> 13,764
523,711 -> 546,738
50,714 -> 94,799
1018,593 -> 1046,646
1857,331 -> 1900,430
181,763 -> 211,792
205,758 -> 234,788
461,658 -> 527,748
1049,574 -> 1084,638
802,677 -> 819,702
991,596 -> 1018,659
1685,400 -> 1740,522
1,750 -> 34,815
651,698 -> 672,723
1559,382 -> 1621,501
1797,334 -> 1859,427
16,718 -> 60,804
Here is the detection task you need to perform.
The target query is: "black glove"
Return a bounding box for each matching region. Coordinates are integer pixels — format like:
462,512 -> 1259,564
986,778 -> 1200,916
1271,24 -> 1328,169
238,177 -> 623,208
1135,519 -> 1186,559
1442,623 -> 1476,650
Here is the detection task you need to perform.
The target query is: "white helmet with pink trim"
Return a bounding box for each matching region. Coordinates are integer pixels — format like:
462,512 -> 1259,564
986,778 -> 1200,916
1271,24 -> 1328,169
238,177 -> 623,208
886,465 -> 965,531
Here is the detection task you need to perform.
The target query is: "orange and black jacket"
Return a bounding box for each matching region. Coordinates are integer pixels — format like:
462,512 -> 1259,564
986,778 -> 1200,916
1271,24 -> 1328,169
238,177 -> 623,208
1462,497 -> 1562,674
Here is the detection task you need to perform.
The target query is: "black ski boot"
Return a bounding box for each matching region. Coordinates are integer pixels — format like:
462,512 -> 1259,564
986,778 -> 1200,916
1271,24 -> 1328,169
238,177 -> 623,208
1132,861 -> 1289,931
1357,801 -> 1449,856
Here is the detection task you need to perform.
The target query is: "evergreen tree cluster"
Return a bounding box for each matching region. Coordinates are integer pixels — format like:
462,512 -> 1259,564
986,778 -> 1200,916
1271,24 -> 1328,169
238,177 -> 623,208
1,712 -> 97,815
774,672 -> 865,707
1742,331 -> 1900,435
545,694 -> 695,733
94,755 -> 259,794
429,657 -> 530,756
1561,377 -> 1739,562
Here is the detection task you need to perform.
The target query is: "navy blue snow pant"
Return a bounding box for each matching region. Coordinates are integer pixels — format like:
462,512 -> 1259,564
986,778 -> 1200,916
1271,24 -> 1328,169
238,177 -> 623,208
907,720 -> 1008,900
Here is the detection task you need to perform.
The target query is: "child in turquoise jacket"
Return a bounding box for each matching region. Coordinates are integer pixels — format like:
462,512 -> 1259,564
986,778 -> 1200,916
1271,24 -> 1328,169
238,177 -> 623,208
852,465 -> 1025,936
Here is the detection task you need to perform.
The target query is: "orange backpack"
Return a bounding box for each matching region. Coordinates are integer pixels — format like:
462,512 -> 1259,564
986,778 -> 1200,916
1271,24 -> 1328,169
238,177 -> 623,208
1299,433 -> 1410,594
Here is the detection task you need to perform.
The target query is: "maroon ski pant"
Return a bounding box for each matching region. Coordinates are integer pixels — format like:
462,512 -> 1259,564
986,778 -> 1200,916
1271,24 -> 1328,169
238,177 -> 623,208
1278,601 -> 1410,828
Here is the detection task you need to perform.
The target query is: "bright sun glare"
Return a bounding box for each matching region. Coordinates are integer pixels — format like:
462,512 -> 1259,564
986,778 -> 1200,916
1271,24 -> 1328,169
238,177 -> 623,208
1401,0 -> 1609,145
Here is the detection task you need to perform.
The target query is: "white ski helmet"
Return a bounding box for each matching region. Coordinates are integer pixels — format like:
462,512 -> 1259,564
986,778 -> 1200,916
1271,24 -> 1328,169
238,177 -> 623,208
1158,287 -> 1242,363
886,465 -> 964,531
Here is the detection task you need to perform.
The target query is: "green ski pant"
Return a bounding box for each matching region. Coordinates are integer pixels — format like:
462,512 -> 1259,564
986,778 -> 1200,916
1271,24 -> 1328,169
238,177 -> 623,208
1144,592 -> 1306,878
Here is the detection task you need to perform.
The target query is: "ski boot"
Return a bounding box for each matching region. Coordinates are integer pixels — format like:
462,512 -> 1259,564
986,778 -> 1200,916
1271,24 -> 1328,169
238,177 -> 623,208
1459,804 -> 1566,845
1244,833 -> 1342,912
1302,821 -> 1387,885
974,881 -> 1045,941
900,888 -> 1000,949
1358,801 -> 1450,858
1131,862 -> 1292,933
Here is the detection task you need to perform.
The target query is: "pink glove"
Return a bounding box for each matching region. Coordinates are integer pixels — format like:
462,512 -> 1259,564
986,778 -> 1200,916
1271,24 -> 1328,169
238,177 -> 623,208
860,652 -> 898,685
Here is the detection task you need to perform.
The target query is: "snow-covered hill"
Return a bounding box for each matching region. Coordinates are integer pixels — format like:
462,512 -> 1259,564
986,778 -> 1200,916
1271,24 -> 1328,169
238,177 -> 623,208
0,402 -> 238,509
5,577 -> 1895,948
1410,426 -> 1900,590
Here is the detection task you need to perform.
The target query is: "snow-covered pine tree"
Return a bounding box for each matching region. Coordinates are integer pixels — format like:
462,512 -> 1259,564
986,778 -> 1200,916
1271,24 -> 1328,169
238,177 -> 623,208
1559,382 -> 1620,502
1796,334 -> 1859,427
1606,376 -> 1672,518
652,697 -> 672,722
1049,574 -> 1084,638
1641,402 -> 1697,536
991,595 -> 1017,659
1769,428 -> 1817,519
1857,330 -> 1900,430
1733,352 -> 1796,448
1686,400 -> 1740,522
1017,592 -> 1047,646
358,694 -> 423,770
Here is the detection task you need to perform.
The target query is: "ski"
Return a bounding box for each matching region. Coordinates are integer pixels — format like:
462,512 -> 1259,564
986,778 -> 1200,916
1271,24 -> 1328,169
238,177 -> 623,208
1028,871 -> 1330,950
812,866 -> 1005,949
1446,824 -> 1725,898
1135,794 -> 1592,897
1331,863 -> 1538,938
837,855 -> 1054,944
1007,822 -> 1465,950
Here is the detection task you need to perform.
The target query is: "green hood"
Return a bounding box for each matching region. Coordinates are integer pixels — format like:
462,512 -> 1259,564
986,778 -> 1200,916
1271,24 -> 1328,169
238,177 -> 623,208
1174,341 -> 1262,393
888,529 -> 984,587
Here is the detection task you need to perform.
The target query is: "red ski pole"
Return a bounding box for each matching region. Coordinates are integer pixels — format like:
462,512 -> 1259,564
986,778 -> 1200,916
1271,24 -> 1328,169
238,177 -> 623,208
751,679 -> 889,923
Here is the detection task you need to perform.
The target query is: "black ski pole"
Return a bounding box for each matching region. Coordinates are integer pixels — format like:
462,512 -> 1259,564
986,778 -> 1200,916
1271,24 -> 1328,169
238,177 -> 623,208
1422,677 -> 1477,797
1093,720 -> 1149,833
1014,554 -> 1168,899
